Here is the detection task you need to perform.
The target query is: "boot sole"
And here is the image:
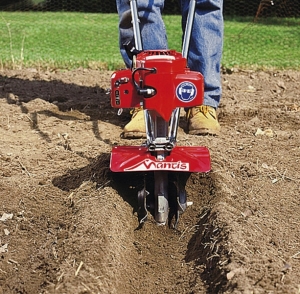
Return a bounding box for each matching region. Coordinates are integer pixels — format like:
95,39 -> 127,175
189,128 -> 220,136
122,131 -> 146,139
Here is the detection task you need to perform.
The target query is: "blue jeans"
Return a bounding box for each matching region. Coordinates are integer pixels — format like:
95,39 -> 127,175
116,0 -> 223,109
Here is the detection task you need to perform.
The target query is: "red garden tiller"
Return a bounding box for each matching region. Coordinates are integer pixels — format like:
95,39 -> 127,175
110,0 -> 210,228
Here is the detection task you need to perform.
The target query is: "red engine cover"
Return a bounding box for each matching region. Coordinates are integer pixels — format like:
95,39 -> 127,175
111,50 -> 204,121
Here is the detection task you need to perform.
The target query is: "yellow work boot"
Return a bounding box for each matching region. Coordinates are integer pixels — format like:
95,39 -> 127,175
187,105 -> 221,135
123,107 -> 146,139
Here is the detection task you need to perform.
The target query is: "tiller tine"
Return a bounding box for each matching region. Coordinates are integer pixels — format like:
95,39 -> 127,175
137,187 -> 149,224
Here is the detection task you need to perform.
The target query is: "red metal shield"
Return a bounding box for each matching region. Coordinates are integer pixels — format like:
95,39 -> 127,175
110,146 -> 210,173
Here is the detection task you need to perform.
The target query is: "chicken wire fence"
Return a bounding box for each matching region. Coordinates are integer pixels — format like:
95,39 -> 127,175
0,0 -> 299,69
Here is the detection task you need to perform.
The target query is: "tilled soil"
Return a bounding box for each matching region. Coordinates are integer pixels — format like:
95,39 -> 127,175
0,68 -> 299,294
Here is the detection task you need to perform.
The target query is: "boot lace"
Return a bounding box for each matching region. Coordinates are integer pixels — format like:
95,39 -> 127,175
186,105 -> 216,120
130,107 -> 143,118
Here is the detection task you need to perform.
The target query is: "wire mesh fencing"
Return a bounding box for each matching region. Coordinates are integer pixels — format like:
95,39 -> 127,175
0,0 -> 299,70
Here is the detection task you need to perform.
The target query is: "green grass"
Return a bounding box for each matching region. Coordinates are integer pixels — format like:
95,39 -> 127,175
223,16 -> 300,69
0,12 -> 122,70
0,12 -> 299,70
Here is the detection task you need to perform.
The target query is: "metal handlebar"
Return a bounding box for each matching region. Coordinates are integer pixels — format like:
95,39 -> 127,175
182,0 -> 196,59
129,0 -> 196,57
129,0 -> 143,50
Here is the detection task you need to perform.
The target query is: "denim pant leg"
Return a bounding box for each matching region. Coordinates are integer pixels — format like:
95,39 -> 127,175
116,0 -> 168,67
116,0 -> 223,108
180,0 -> 224,108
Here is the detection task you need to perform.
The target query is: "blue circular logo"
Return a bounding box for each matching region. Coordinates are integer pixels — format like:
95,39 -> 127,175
176,82 -> 197,102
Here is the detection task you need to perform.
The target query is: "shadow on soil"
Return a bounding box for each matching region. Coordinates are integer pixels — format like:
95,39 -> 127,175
52,153 -> 112,191
0,73 -> 130,140
51,153 -> 142,214
185,209 -> 232,293
183,172 -> 233,293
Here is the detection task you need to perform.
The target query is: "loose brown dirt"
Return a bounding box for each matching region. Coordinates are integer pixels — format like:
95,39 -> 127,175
0,67 -> 299,294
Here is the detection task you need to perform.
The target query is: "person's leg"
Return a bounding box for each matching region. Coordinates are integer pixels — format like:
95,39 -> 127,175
180,0 -> 223,135
180,0 -> 223,109
116,0 -> 168,138
116,0 -> 168,67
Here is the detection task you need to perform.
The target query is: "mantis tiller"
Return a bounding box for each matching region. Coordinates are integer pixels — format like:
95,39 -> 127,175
110,0 -> 211,228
